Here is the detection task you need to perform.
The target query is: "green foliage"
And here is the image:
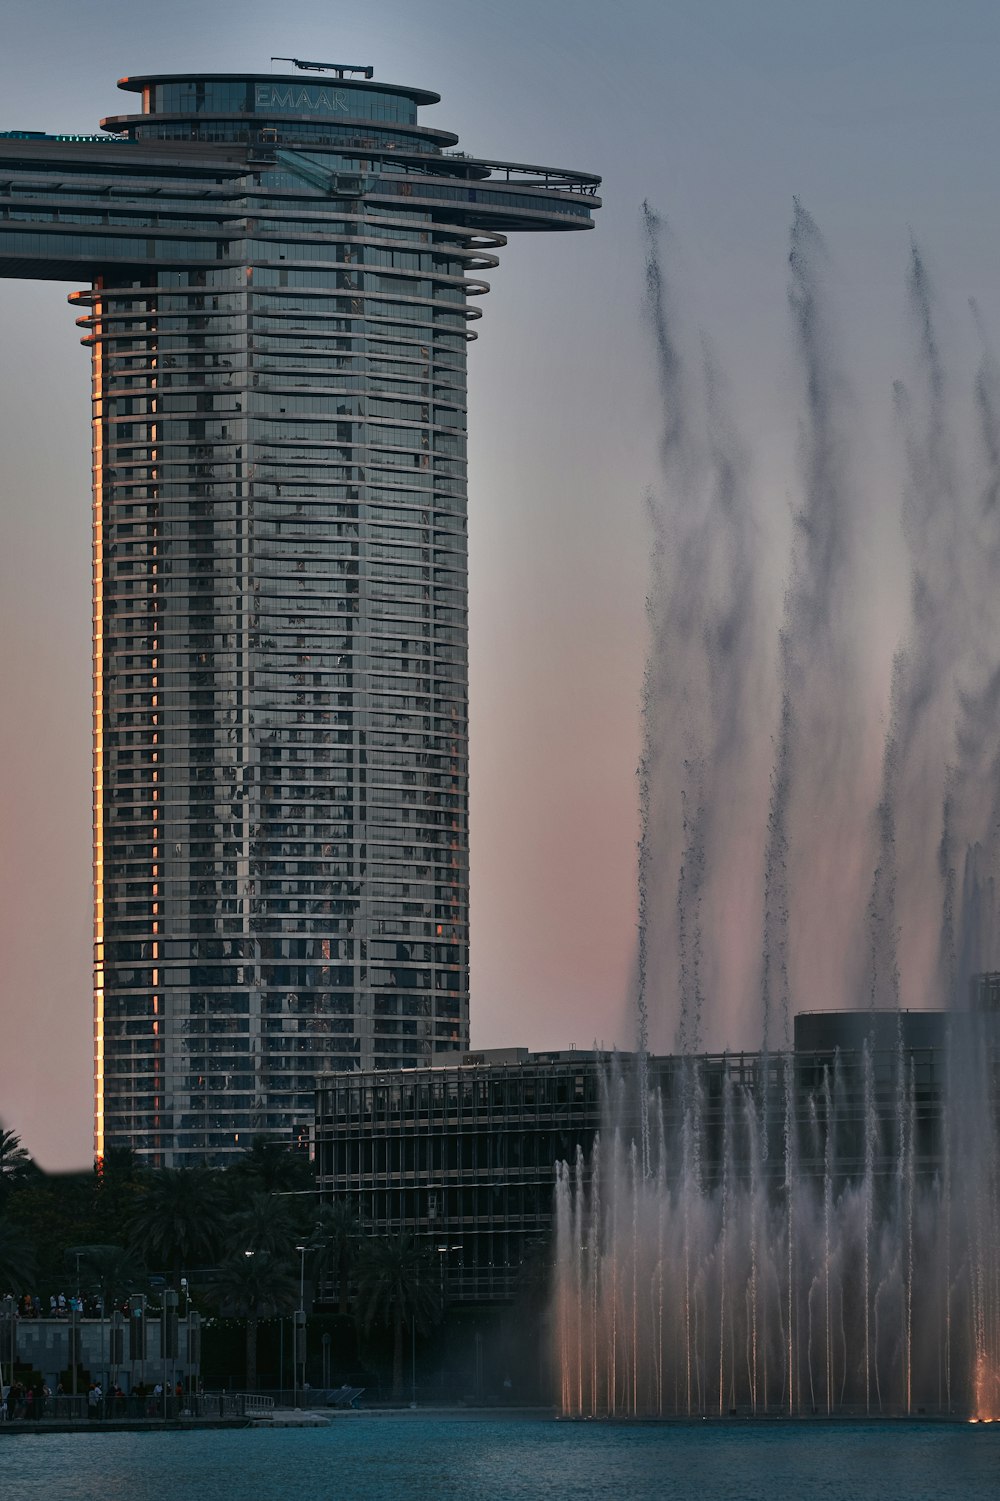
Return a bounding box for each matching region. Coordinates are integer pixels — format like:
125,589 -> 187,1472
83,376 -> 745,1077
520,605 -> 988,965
0,1214 -> 35,1293
312,1199 -> 362,1315
0,1127 -> 35,1206
92,1148 -> 144,1239
212,1250 -> 298,1391
355,1234 -> 440,1338
225,1137 -> 314,1201
355,1234 -> 441,1399
128,1167 -> 228,1284
4,1175 -> 97,1292
512,1234 -> 554,1314
68,1243 -> 145,1307
0,1120 -> 366,1345
3,1149 -> 150,1297
228,1192 -> 302,1261
214,1251 -> 298,1321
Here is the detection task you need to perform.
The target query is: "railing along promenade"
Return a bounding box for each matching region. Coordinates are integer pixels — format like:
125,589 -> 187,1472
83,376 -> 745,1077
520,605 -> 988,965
0,1392 -> 273,1425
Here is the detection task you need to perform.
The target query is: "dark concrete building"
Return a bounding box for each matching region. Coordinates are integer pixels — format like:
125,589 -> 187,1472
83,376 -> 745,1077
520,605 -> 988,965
314,1014 -> 958,1307
315,1048 -> 603,1304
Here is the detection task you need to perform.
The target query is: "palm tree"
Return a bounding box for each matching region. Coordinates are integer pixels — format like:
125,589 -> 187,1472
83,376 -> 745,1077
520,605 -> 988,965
0,1128 -> 34,1205
312,1200 -> 361,1315
226,1137 -> 313,1199
0,1214 -> 34,1294
355,1235 -> 440,1400
229,1192 -> 301,1261
513,1234 -> 554,1316
93,1146 -> 144,1242
0,1218 -> 32,1391
70,1243 -> 145,1310
128,1167 -> 227,1288
214,1250 -> 297,1392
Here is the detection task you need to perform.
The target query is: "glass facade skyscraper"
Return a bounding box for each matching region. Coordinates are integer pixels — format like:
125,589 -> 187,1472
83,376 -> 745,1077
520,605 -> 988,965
0,67 -> 599,1165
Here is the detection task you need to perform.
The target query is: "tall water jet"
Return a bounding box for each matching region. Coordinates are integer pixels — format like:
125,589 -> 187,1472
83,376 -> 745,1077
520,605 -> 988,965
638,205 -> 765,1056
553,209 -> 1000,1421
761,201 -> 873,1059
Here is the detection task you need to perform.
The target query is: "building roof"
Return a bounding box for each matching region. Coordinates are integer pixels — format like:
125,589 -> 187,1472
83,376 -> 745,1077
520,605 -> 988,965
115,72 -> 441,107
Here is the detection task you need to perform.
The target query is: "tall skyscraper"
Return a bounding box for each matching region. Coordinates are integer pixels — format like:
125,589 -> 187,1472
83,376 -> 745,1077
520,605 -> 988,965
0,65 -> 599,1166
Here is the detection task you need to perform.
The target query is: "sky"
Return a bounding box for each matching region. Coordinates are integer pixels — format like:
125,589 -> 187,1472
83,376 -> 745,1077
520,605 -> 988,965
4,0 -> 1000,1167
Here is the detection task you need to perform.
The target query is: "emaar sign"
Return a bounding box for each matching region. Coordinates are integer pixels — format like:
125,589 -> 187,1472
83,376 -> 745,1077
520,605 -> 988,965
254,83 -> 350,114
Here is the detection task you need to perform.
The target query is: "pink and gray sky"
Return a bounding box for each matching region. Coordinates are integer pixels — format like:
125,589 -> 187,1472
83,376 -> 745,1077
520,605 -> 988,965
3,0 -> 1000,1167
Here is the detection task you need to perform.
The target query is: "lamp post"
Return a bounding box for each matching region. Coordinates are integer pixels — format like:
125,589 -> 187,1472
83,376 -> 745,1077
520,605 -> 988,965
186,1310 -> 202,1398
410,1300 -> 417,1409
69,1301 -> 79,1398
71,1249 -> 82,1401
294,1243 -> 307,1408
435,1244 -> 461,1305
2,1294 -> 14,1393
435,1244 -> 460,1397
111,1309 -> 123,1395
179,1277 -> 188,1397
243,1250 -> 255,1401
161,1289 -> 178,1417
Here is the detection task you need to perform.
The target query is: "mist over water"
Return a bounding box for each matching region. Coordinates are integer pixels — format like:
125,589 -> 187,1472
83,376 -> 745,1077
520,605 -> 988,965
553,207 -> 1000,1419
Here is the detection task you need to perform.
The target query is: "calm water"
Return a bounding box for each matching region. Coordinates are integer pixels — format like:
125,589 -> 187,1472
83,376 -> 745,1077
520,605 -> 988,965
1,1415 -> 998,1500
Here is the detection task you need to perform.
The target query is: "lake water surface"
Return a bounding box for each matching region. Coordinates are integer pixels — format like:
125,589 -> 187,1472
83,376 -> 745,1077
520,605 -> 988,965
1,1414 -> 998,1500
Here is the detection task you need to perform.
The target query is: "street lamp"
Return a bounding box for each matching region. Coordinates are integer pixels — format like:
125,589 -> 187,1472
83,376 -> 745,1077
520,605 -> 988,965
2,1295 -> 14,1394
435,1244 -> 461,1304
186,1310 -> 202,1398
99,1290 -> 106,1393
434,1244 -> 460,1398
410,1295 -> 417,1409
294,1244 -> 307,1409
69,1300 -> 79,1398
243,1251 -> 257,1403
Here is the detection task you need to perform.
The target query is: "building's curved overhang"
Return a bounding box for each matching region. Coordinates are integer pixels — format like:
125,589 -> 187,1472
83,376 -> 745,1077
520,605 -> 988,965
116,71 -> 441,108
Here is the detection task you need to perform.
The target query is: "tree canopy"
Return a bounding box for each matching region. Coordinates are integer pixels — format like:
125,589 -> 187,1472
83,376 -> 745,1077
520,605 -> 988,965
355,1234 -> 441,1398
214,1249 -> 298,1392
0,1127 -> 35,1207
127,1167 -> 229,1286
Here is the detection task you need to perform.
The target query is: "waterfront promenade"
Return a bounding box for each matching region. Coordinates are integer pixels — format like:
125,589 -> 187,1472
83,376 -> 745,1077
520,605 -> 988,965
0,1390 -> 268,1430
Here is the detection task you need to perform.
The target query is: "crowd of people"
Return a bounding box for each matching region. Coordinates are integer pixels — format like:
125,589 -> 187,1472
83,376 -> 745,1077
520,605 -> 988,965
6,1293 -> 127,1319
2,1377 -> 189,1421
3,1379 -> 50,1419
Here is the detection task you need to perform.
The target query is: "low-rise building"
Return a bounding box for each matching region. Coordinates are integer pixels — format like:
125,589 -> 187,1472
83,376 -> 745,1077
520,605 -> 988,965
316,1048 -> 603,1303
314,1012 -> 961,1307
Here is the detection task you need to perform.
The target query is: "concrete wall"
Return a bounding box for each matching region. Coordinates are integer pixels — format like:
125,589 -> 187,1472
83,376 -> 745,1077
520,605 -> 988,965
5,1317 -> 198,1392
